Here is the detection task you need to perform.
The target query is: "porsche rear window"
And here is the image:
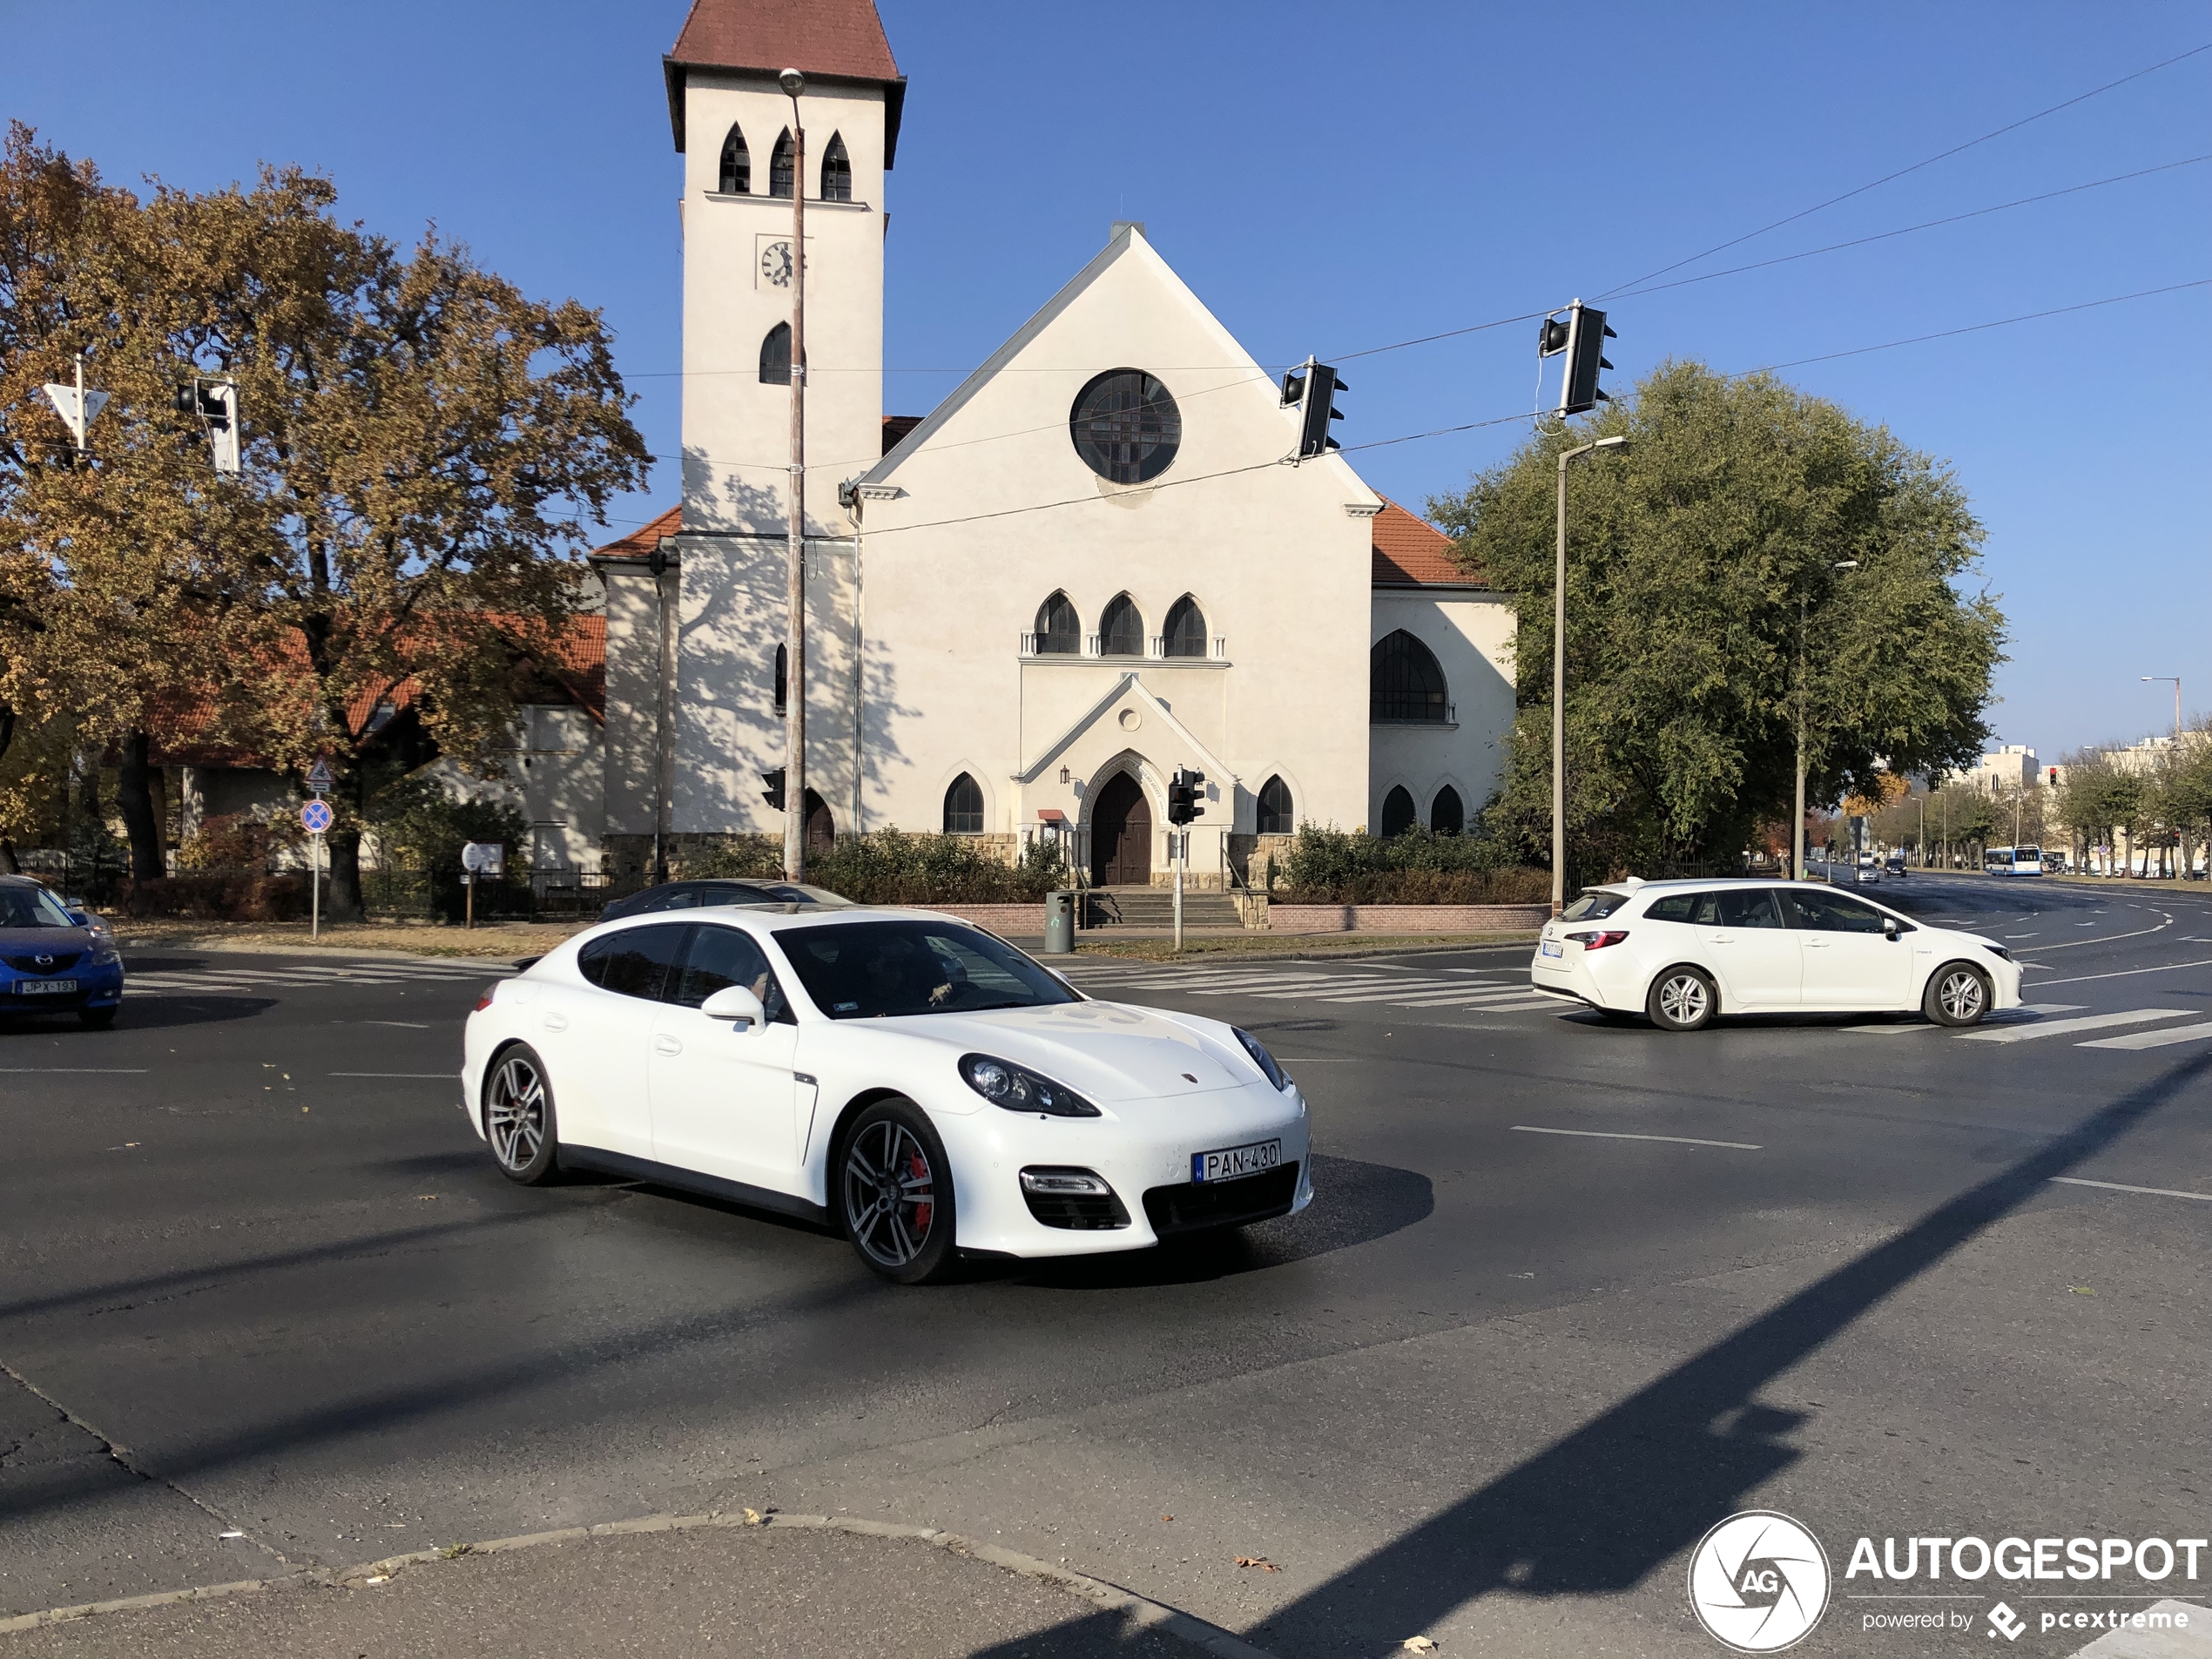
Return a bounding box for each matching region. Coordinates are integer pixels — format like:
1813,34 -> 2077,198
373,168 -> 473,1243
775,921 -> 1079,1019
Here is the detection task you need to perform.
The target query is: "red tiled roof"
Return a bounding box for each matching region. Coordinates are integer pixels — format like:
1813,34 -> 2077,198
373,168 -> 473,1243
1372,497 -> 1485,588
590,507 -> 682,565
882,414 -> 922,454
664,0 -> 906,163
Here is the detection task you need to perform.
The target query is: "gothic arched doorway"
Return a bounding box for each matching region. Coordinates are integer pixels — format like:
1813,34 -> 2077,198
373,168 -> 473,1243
1089,771 -> 1152,887
803,789 -> 834,855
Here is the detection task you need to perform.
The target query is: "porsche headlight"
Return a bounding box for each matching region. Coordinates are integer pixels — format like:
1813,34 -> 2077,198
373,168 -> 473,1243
958,1054 -> 1100,1117
1231,1027 -> 1289,1091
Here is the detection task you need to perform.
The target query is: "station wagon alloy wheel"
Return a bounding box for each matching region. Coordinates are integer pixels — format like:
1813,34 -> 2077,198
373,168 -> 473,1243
1927,964 -> 1991,1027
1649,968 -> 1716,1032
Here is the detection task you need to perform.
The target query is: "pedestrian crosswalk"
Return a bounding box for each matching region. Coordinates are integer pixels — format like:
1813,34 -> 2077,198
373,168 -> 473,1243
126,958 -> 516,997
1055,961 -> 1562,1016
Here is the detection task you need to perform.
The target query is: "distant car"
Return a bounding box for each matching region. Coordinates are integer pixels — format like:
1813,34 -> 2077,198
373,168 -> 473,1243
0,876 -> 124,1028
1885,856 -> 1907,877
598,879 -> 855,923
1530,878 -> 2022,1032
1853,856 -> 1882,885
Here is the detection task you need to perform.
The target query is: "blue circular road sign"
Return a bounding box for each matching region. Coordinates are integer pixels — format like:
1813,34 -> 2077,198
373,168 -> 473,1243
300,799 -> 334,834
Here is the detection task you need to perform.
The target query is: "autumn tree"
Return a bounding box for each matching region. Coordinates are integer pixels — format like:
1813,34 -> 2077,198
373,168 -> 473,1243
1432,362 -> 2005,878
2,131 -> 651,910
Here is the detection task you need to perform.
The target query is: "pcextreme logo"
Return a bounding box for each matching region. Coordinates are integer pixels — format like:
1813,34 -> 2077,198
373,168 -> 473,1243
1688,1511 -> 1832,1653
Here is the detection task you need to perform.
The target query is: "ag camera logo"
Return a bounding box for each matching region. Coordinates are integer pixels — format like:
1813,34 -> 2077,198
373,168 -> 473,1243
1689,1511 -> 1832,1652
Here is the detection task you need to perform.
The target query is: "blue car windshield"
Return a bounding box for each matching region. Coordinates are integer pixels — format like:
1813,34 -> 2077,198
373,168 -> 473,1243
775,920 -> 1078,1019
0,887 -> 76,928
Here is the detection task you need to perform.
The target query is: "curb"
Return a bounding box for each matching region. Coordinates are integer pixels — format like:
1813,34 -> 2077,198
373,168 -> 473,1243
0,1508 -> 1285,1659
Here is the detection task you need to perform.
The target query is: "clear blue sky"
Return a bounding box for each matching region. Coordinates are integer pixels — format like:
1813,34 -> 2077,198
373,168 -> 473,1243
4,2 -> 2205,758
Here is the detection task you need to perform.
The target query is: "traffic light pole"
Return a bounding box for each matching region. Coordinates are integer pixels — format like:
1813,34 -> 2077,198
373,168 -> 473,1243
782,73 -> 809,883
1173,832 -> 1184,951
1551,436 -> 1628,915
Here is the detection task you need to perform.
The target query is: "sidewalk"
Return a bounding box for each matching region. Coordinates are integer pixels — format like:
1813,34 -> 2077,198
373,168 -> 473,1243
0,1513 -> 1275,1659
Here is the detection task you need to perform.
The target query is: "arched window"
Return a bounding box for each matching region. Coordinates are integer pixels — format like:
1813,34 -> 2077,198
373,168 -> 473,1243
942,772 -> 984,833
803,789 -> 833,853
1257,775 -> 1294,835
773,643 -> 787,712
769,130 -> 795,199
819,132 -> 852,202
1380,786 -> 1418,839
759,322 -> 792,386
718,125 -> 751,194
1430,786 -> 1466,836
1370,630 -> 1449,723
1162,595 -> 1208,658
1099,593 -> 1143,658
1034,591 -> 1079,655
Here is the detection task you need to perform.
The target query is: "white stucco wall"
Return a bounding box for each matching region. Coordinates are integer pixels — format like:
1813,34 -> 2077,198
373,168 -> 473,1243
418,705 -> 605,869
680,71 -> 885,541
1369,590 -> 1517,831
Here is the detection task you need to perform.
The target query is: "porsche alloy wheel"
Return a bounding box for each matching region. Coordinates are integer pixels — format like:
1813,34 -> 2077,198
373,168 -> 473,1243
485,1046 -> 560,1184
840,1100 -> 956,1285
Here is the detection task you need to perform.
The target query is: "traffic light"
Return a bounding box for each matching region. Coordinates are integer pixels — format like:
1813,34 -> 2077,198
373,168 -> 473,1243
1166,767 -> 1206,826
1539,300 -> 1616,417
175,377 -> 241,475
2047,767 -> 2060,787
760,766 -> 786,811
1278,357 -> 1346,459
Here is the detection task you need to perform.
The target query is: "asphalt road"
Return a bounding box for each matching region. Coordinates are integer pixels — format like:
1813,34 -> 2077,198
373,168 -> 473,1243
5,874 -> 2210,1657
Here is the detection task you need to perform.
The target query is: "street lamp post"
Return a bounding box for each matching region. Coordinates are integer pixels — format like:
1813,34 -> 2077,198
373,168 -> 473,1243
1792,559 -> 1858,880
779,68 -> 809,882
1551,434 -> 1629,916
2142,675 -> 2182,744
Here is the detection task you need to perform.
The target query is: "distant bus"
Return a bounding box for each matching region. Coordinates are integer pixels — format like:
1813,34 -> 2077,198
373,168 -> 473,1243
1985,845 -> 2045,877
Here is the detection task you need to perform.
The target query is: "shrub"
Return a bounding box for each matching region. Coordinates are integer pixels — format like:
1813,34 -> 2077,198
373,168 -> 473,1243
367,772 -> 529,869
176,811 -> 302,871
120,873 -> 307,921
694,830 -> 1069,904
1276,824 -> 1546,905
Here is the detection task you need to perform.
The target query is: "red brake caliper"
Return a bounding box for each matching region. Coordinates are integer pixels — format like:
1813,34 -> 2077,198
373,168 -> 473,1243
909,1151 -> 932,1234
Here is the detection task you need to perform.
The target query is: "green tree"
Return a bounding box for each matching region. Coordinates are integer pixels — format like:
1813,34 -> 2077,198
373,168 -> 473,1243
2054,752 -> 2141,876
1430,362 -> 2005,877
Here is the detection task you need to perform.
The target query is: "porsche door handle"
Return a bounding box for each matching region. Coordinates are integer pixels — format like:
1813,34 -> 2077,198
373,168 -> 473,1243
1803,940 -> 1832,949
654,1035 -> 683,1056
543,1012 -> 569,1032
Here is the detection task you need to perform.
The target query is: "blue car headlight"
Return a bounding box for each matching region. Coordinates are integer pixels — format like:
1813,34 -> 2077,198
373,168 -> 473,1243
1231,1027 -> 1290,1091
959,1054 -> 1100,1117
91,946 -> 122,967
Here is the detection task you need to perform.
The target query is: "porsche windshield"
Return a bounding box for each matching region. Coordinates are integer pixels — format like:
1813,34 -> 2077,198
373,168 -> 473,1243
775,920 -> 1078,1019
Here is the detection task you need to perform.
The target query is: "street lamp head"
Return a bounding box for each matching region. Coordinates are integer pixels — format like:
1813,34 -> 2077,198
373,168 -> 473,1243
1594,435 -> 1629,452
778,68 -> 806,97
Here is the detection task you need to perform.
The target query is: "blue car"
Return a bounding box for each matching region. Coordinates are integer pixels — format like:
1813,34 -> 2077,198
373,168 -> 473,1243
0,875 -> 124,1028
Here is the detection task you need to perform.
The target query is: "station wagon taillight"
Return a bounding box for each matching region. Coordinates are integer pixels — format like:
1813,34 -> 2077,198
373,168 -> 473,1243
1565,930 -> 1629,951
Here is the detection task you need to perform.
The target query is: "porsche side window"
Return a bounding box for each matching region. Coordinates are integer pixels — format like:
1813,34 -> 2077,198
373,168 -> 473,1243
577,924 -> 689,1001
777,920 -> 1079,1019
673,926 -> 794,1023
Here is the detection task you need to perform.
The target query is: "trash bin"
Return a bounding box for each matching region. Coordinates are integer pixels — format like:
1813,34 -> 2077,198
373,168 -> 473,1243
1042,889 -> 1075,954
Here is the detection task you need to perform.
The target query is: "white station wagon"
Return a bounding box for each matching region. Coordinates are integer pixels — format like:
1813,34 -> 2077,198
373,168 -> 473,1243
1530,878 -> 2023,1031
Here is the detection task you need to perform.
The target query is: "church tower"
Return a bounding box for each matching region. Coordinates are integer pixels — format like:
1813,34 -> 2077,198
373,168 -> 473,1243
664,0 -> 901,536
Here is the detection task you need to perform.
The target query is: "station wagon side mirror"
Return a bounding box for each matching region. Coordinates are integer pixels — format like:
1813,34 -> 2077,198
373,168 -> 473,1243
700,985 -> 766,1028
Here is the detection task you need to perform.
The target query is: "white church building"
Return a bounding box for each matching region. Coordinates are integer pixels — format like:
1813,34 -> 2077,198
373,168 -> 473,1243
596,0 -> 1518,888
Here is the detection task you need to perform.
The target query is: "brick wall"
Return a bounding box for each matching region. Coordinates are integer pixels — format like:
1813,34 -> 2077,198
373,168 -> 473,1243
1267,903 -> 1548,934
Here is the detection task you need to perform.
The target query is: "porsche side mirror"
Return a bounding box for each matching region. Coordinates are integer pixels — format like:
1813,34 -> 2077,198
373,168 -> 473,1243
701,985 -> 766,1028
1882,917 -> 1900,939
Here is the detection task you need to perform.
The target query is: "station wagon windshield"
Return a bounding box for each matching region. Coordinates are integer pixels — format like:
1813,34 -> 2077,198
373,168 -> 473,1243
775,920 -> 1079,1019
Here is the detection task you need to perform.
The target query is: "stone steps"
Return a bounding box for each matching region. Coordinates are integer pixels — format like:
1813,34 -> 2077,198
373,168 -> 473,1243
1082,887 -> 1244,928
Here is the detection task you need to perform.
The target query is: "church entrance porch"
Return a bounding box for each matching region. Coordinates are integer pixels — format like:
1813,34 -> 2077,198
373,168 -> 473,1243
1089,771 -> 1152,886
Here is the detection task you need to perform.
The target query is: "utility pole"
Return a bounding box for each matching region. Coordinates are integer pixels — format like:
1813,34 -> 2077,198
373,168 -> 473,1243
780,68 -> 809,882
1793,560 -> 1858,880
1550,435 -> 1628,914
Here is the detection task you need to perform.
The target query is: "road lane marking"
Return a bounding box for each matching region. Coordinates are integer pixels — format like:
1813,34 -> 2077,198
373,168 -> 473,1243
329,1072 -> 458,1079
1513,1125 -> 1761,1150
2076,1020 -> 2212,1051
1959,1008 -> 2192,1043
2022,956 -> 2212,987
0,1068 -> 149,1074
2052,1176 -> 2212,1203
1845,1001 -> 2085,1034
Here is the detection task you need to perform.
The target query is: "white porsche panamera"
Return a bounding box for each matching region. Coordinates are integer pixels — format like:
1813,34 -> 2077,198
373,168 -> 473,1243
460,906 -> 1312,1283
